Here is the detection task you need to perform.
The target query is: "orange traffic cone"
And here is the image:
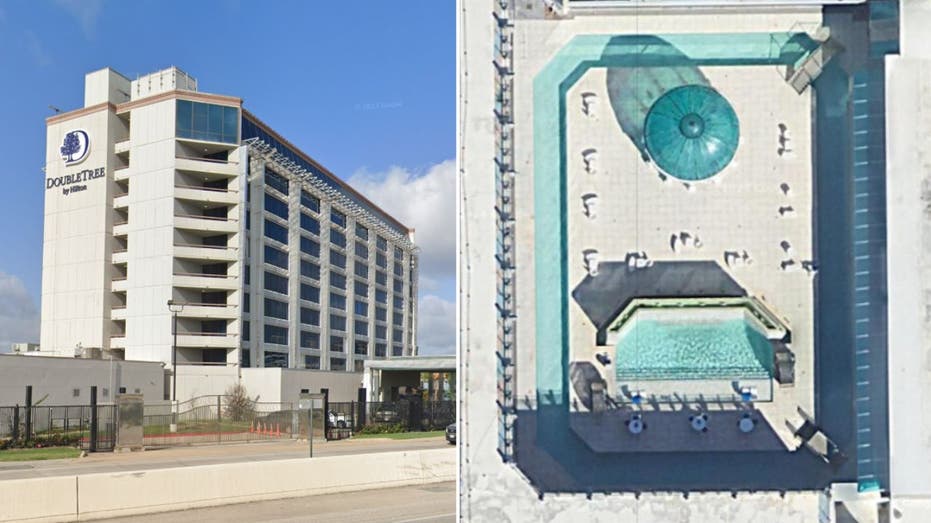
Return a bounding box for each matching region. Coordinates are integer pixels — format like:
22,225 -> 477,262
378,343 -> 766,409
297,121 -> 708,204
249,420 -> 254,433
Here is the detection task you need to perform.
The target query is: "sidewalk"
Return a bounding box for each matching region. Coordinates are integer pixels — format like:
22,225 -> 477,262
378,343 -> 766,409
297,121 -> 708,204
0,436 -> 449,481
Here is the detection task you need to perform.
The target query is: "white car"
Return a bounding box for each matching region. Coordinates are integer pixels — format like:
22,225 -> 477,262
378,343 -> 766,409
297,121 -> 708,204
328,411 -> 348,428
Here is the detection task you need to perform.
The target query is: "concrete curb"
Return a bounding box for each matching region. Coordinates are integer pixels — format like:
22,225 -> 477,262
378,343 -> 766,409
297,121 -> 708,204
0,448 -> 456,522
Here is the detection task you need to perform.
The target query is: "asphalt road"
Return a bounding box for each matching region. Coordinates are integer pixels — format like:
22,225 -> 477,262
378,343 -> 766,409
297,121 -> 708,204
0,437 -> 451,481
97,481 -> 456,523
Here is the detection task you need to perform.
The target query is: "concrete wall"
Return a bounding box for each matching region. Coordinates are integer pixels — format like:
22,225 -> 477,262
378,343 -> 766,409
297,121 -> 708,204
0,448 -> 454,523
174,366 -> 363,404
0,355 -> 164,406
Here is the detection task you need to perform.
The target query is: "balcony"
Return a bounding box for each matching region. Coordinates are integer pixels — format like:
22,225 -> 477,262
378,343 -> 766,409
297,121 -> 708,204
174,184 -> 239,205
175,155 -> 238,177
114,139 -> 131,155
112,249 -> 128,264
175,332 -> 237,349
111,306 -> 127,321
174,214 -> 238,234
173,243 -> 238,262
113,194 -> 129,209
110,335 -> 126,349
113,220 -> 129,237
172,272 -> 239,291
174,303 -> 238,320
114,166 -> 130,181
111,277 -> 128,292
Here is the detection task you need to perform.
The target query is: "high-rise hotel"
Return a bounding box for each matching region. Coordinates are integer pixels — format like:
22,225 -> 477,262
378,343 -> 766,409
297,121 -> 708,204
41,67 -> 418,373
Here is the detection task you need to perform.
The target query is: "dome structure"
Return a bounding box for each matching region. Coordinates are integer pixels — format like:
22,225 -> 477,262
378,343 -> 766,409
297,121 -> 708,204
643,85 -> 739,181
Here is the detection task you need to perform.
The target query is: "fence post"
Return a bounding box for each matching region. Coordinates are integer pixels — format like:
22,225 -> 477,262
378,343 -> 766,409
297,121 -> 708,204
320,388 -> 329,441
217,395 -> 222,444
24,386 -> 33,444
89,386 -> 98,452
357,388 -> 367,430
12,405 -> 19,441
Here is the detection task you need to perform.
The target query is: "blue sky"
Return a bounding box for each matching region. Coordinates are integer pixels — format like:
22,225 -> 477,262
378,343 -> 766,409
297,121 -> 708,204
0,0 -> 455,354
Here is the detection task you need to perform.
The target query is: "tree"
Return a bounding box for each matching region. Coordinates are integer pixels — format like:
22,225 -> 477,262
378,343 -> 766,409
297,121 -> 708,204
223,383 -> 256,422
60,132 -> 81,162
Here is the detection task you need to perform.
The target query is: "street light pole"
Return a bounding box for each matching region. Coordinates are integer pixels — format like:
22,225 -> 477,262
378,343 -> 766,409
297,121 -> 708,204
167,299 -> 184,431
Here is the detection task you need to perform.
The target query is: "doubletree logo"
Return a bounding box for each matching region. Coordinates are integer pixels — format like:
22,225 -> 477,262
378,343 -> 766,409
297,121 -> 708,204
60,130 -> 89,165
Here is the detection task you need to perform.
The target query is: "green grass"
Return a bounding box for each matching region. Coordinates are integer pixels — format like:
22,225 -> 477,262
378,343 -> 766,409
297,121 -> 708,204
353,430 -> 446,440
0,447 -> 81,462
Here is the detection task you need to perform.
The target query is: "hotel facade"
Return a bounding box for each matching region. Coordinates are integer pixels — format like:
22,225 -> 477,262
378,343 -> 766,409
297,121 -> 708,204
40,67 -> 418,374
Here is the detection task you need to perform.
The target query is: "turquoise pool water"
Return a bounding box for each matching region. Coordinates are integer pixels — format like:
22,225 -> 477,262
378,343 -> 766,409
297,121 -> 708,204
615,318 -> 772,381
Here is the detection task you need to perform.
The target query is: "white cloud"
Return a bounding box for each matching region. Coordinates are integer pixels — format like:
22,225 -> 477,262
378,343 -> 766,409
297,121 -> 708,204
348,160 -> 456,355
54,0 -> 102,39
0,272 -> 40,353
348,160 -> 455,282
416,295 -> 455,355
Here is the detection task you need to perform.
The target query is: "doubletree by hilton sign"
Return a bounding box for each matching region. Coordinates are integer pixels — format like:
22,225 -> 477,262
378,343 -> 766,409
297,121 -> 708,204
47,129 -> 105,195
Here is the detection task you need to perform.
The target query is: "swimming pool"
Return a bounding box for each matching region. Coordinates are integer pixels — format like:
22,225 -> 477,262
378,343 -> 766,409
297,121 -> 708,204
614,310 -> 773,381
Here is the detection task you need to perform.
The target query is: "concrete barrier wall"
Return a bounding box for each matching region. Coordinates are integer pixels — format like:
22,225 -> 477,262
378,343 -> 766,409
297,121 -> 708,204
0,476 -> 77,523
0,448 -> 454,522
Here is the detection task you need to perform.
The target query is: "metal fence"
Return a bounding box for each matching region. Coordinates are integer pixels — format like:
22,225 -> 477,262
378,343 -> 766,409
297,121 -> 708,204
0,404 -> 117,451
330,400 -> 455,432
142,396 -> 295,447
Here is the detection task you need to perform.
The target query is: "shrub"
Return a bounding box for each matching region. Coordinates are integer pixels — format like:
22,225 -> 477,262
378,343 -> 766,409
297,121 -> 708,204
224,383 -> 256,422
355,423 -> 408,435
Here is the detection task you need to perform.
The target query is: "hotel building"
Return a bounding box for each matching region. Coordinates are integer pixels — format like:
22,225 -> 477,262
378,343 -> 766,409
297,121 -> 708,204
40,67 -> 418,374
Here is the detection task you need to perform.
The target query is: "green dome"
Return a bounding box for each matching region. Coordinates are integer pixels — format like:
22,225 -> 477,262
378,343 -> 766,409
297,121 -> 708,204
643,85 -> 739,181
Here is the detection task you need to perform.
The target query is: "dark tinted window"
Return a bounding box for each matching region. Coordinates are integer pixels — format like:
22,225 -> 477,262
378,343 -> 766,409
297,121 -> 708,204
264,298 -> 288,320
264,245 -> 288,270
264,219 -> 288,244
263,325 -> 288,345
264,193 -> 288,220
264,271 -> 288,295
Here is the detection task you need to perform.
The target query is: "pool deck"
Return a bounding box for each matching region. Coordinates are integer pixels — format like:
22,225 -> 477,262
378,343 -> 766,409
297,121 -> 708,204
564,63 -> 815,449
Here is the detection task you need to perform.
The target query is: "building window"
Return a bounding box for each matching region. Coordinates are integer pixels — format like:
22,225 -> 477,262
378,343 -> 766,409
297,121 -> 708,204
264,351 -> 288,368
329,292 -> 347,310
393,278 -> 403,293
264,245 -> 288,270
394,246 -> 403,261
304,354 -> 321,369
330,357 -> 346,371
241,348 -> 251,367
331,250 -> 347,269
300,331 -> 320,349
355,223 -> 368,241
330,336 -> 344,353
353,260 -> 368,279
376,271 -> 387,286
354,359 -> 365,373
301,236 -> 320,257
376,289 -> 388,304
376,307 -> 387,322
393,296 -> 403,309
301,213 -> 320,235
300,260 -> 320,280
244,293 -> 250,313
301,190 -> 320,213
354,300 -> 367,316
264,271 -> 288,295
393,263 -> 403,277
264,325 -> 288,345
392,311 -> 403,326
376,252 -> 387,269
300,307 -> 320,326
393,328 -> 403,343
376,325 -> 387,340
392,345 -> 403,357
355,242 -> 369,259
375,343 -> 387,358
265,169 -> 289,195
331,228 -> 347,249
176,100 -> 239,144
331,209 -> 346,228
330,313 -> 346,331
354,320 -> 368,337
264,193 -> 288,220
376,236 -> 388,252
244,265 -> 251,285
300,283 -> 319,303
354,280 -> 368,297
242,320 -> 250,341
264,298 -> 288,320
330,272 -> 347,290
